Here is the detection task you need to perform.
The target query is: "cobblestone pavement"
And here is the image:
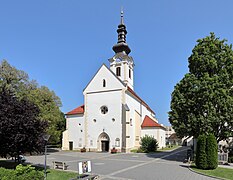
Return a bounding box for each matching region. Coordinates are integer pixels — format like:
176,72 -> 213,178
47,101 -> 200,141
25,147 -> 217,180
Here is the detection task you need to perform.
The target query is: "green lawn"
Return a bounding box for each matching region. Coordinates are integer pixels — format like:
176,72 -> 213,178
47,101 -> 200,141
191,166 -> 233,180
47,169 -> 78,180
130,145 -> 180,153
159,145 -> 180,151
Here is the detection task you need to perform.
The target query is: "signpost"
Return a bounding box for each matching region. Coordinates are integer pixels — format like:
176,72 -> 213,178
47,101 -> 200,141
78,161 -> 91,179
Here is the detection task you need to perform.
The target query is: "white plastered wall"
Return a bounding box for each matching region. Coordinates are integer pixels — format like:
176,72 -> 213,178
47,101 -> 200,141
65,114 -> 85,150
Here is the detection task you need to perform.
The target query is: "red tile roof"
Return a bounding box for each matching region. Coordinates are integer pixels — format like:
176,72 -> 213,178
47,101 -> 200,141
127,87 -> 155,114
66,105 -> 84,115
141,115 -> 163,128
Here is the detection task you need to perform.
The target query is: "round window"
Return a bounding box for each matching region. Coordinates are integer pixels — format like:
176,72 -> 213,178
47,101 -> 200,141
100,106 -> 108,114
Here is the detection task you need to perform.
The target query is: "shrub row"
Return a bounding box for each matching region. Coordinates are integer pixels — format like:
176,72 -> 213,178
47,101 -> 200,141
195,134 -> 218,170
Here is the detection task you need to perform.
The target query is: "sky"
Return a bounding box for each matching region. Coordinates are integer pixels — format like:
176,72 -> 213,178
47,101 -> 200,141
1,0 -> 233,126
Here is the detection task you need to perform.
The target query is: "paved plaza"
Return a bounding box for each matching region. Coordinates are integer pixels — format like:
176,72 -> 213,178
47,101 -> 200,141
26,147 -> 216,180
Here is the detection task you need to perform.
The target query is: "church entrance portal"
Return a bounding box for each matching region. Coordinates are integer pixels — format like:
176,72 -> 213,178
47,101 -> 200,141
98,132 -> 110,152
101,140 -> 109,152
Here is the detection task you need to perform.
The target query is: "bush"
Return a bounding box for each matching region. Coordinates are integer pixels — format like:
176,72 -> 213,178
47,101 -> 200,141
195,134 -> 207,169
228,156 -> 233,163
140,135 -> 158,153
0,167 -> 14,180
0,165 -> 43,180
206,134 -> 218,169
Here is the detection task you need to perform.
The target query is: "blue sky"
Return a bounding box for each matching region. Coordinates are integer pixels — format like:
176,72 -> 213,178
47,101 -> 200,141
1,0 -> 233,126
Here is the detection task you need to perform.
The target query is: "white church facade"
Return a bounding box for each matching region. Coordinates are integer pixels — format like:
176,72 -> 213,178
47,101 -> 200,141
62,12 -> 166,152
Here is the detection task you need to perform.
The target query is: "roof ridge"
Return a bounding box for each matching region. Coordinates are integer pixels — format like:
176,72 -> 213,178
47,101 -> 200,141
127,86 -> 155,114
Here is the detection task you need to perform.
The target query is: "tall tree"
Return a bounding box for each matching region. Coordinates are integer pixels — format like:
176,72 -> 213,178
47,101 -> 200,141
0,60 -> 65,144
169,33 -> 233,142
0,88 -> 47,159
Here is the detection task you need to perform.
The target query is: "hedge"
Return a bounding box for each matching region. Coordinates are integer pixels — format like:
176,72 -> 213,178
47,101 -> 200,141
195,134 -> 207,169
206,134 -> 218,169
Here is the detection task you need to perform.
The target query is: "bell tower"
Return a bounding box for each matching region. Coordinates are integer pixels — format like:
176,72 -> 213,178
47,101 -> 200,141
109,10 -> 134,89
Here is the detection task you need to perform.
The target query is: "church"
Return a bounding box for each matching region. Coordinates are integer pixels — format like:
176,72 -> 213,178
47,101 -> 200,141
62,12 -> 166,152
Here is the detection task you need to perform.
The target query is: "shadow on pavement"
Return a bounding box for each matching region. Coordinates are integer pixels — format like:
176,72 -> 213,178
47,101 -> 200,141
145,146 -> 191,163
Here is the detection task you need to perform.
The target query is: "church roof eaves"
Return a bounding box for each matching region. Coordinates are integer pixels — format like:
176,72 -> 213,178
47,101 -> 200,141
141,115 -> 165,129
66,105 -> 85,115
127,86 -> 155,115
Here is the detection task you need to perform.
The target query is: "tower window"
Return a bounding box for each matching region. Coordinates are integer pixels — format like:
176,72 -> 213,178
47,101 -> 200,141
129,69 -> 131,79
103,79 -> 106,87
116,67 -> 121,76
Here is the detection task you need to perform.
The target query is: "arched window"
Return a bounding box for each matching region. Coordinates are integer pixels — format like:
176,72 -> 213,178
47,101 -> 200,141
103,79 -> 106,87
116,67 -> 121,76
129,69 -> 131,79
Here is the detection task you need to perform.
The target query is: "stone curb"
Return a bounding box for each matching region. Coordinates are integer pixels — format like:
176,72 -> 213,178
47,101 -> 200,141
188,165 -> 227,180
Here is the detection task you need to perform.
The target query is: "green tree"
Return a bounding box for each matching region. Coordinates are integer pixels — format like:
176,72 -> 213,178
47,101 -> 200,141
140,135 -> 158,153
27,86 -> 65,144
0,60 -> 65,145
195,135 -> 207,169
0,88 -> 47,160
206,134 -> 218,169
169,33 -> 233,141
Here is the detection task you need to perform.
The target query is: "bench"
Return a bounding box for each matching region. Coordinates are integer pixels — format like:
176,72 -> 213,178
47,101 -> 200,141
52,161 -> 68,170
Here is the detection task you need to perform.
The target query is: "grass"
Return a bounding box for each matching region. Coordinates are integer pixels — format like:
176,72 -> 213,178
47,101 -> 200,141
130,145 -> 180,153
155,145 -> 180,152
130,149 -> 139,153
47,169 -> 78,180
191,166 -> 233,180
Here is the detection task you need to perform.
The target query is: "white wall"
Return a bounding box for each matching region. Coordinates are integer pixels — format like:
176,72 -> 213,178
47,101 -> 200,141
84,64 -> 124,94
141,127 -> 166,148
66,114 -> 85,150
85,90 -> 123,150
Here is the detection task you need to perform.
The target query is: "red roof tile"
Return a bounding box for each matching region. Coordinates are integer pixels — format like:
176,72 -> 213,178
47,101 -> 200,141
141,115 -> 163,128
66,105 -> 84,115
127,87 -> 155,114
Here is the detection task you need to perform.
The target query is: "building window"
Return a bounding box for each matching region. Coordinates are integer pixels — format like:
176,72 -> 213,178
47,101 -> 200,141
90,140 -> 93,146
115,138 -> 120,147
129,69 -> 131,79
116,67 -> 121,76
130,118 -> 132,126
100,106 -> 108,114
93,119 -> 96,123
79,138 -> 82,147
103,79 -> 106,87
112,118 -> 115,122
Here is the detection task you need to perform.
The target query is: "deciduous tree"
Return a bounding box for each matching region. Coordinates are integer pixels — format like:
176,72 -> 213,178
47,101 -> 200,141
0,60 -> 65,144
0,88 -> 47,159
169,33 -> 233,141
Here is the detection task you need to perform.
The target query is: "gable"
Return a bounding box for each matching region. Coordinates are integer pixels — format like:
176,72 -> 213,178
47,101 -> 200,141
83,64 -> 125,93
141,115 -> 165,129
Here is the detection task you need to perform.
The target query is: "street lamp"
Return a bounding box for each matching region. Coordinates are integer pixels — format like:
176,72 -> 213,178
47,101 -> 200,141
43,134 -> 50,180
